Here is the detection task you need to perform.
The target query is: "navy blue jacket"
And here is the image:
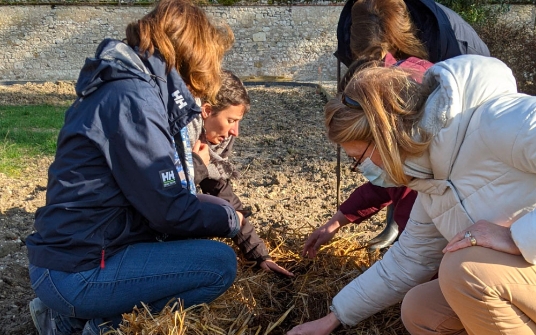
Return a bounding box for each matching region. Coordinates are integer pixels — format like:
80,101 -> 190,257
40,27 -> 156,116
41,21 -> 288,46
335,0 -> 490,67
26,39 -> 240,273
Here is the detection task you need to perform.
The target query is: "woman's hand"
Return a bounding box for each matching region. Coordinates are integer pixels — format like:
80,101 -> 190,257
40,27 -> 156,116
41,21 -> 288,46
286,313 -> 341,335
259,259 -> 294,277
303,211 -> 349,258
192,140 -> 210,166
443,219 -> 521,255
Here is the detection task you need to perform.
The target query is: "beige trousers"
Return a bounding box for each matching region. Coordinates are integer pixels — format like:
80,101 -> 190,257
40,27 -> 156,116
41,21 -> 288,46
401,247 -> 536,335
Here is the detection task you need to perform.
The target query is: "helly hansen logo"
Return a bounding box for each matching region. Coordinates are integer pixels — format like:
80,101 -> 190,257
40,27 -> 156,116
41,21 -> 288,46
159,169 -> 177,188
171,90 -> 188,109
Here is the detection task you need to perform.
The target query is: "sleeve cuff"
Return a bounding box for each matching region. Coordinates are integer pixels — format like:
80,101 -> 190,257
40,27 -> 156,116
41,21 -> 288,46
222,205 -> 240,238
329,305 -> 347,327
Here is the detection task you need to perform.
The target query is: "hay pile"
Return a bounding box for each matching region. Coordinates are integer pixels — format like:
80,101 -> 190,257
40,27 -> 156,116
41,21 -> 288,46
109,226 -> 408,335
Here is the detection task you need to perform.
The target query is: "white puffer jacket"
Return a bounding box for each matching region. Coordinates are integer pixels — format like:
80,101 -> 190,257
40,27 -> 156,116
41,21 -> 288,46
331,55 -> 536,327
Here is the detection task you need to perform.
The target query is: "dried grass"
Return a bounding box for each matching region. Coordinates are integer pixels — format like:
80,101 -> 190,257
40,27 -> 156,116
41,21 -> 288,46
108,225 -> 408,335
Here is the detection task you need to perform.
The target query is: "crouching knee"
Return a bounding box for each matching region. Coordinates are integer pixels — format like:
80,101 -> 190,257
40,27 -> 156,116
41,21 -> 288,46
214,242 -> 238,291
401,279 -> 465,335
401,284 -> 427,334
437,247 -> 476,303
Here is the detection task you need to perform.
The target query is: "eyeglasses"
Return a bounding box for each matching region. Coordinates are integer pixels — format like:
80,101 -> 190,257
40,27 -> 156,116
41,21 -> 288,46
341,93 -> 362,109
350,141 -> 372,172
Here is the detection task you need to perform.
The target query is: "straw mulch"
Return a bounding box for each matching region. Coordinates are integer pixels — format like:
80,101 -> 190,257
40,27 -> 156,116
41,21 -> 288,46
108,226 -> 409,335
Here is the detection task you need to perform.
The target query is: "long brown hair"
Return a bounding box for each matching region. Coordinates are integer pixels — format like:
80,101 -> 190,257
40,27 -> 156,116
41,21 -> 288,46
325,65 -> 431,185
125,0 -> 234,103
350,0 -> 428,61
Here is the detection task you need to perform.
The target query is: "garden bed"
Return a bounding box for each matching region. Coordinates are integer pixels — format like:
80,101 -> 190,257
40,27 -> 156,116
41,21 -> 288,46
0,82 -> 399,335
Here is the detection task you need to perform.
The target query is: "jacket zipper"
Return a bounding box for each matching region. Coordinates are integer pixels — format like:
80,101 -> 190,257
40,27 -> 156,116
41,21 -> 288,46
100,247 -> 105,269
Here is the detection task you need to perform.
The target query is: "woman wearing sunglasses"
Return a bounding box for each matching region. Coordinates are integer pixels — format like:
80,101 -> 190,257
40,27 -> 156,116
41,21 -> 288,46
288,55 -> 536,334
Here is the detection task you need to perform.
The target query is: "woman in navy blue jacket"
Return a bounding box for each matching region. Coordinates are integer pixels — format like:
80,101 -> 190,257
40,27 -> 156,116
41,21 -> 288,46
26,1 -> 242,334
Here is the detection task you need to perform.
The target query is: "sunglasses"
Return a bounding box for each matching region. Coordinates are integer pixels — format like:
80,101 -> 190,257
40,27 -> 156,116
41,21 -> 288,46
341,93 -> 362,109
350,141 -> 372,172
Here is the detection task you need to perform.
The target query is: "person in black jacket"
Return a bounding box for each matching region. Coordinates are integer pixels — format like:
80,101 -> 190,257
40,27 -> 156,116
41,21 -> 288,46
335,0 -> 490,67
188,70 -> 293,277
26,1 -> 243,334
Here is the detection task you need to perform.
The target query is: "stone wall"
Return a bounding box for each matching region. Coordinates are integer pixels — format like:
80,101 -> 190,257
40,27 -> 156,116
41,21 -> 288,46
0,4 -> 534,82
0,5 -> 341,82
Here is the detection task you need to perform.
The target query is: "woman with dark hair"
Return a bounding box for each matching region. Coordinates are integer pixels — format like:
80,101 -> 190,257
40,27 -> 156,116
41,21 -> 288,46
289,55 -> 536,334
189,70 -> 293,276
26,1 -> 241,334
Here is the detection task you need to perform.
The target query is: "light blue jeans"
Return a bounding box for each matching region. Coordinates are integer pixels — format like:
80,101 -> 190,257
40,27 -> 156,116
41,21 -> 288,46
29,239 -> 237,334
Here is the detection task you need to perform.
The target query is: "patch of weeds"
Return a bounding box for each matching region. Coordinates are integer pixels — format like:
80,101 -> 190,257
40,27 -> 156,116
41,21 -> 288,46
0,105 -> 63,176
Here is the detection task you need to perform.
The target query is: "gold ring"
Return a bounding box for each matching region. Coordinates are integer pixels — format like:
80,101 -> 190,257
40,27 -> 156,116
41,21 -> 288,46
464,231 -> 472,239
470,237 -> 477,246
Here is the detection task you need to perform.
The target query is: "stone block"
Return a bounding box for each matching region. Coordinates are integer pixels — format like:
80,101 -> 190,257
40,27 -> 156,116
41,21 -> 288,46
252,32 -> 266,42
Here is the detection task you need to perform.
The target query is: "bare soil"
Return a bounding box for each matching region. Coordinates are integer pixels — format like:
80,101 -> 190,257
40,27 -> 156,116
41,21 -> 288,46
0,82 -> 387,334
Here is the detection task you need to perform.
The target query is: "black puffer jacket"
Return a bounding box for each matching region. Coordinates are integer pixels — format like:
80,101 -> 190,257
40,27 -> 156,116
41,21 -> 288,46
335,0 -> 490,66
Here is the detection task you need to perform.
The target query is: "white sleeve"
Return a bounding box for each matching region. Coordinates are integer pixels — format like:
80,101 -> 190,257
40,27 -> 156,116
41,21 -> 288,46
509,107 -> 536,264
479,96 -> 536,264
330,196 -> 447,326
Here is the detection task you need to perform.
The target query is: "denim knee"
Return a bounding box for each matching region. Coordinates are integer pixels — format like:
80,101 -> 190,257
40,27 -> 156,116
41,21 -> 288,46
214,242 -> 238,291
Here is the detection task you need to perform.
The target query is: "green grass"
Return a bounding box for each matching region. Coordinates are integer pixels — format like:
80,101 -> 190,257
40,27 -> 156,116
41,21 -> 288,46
0,105 -> 65,177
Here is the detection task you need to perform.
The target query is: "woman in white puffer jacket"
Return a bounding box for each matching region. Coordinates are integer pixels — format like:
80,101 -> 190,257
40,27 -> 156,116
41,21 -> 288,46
287,55 -> 536,335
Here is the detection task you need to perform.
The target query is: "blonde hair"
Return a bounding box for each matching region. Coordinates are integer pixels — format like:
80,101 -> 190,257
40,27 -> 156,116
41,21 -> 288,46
350,0 -> 428,61
125,0 -> 234,103
325,66 -> 431,185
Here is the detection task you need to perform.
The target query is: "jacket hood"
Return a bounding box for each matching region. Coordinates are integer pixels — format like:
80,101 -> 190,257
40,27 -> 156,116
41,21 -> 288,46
75,39 -> 153,98
140,49 -> 201,134
406,55 -> 517,182
75,39 -> 200,132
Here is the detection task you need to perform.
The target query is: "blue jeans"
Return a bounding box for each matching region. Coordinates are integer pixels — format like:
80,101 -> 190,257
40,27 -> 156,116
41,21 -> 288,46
29,239 -> 237,334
